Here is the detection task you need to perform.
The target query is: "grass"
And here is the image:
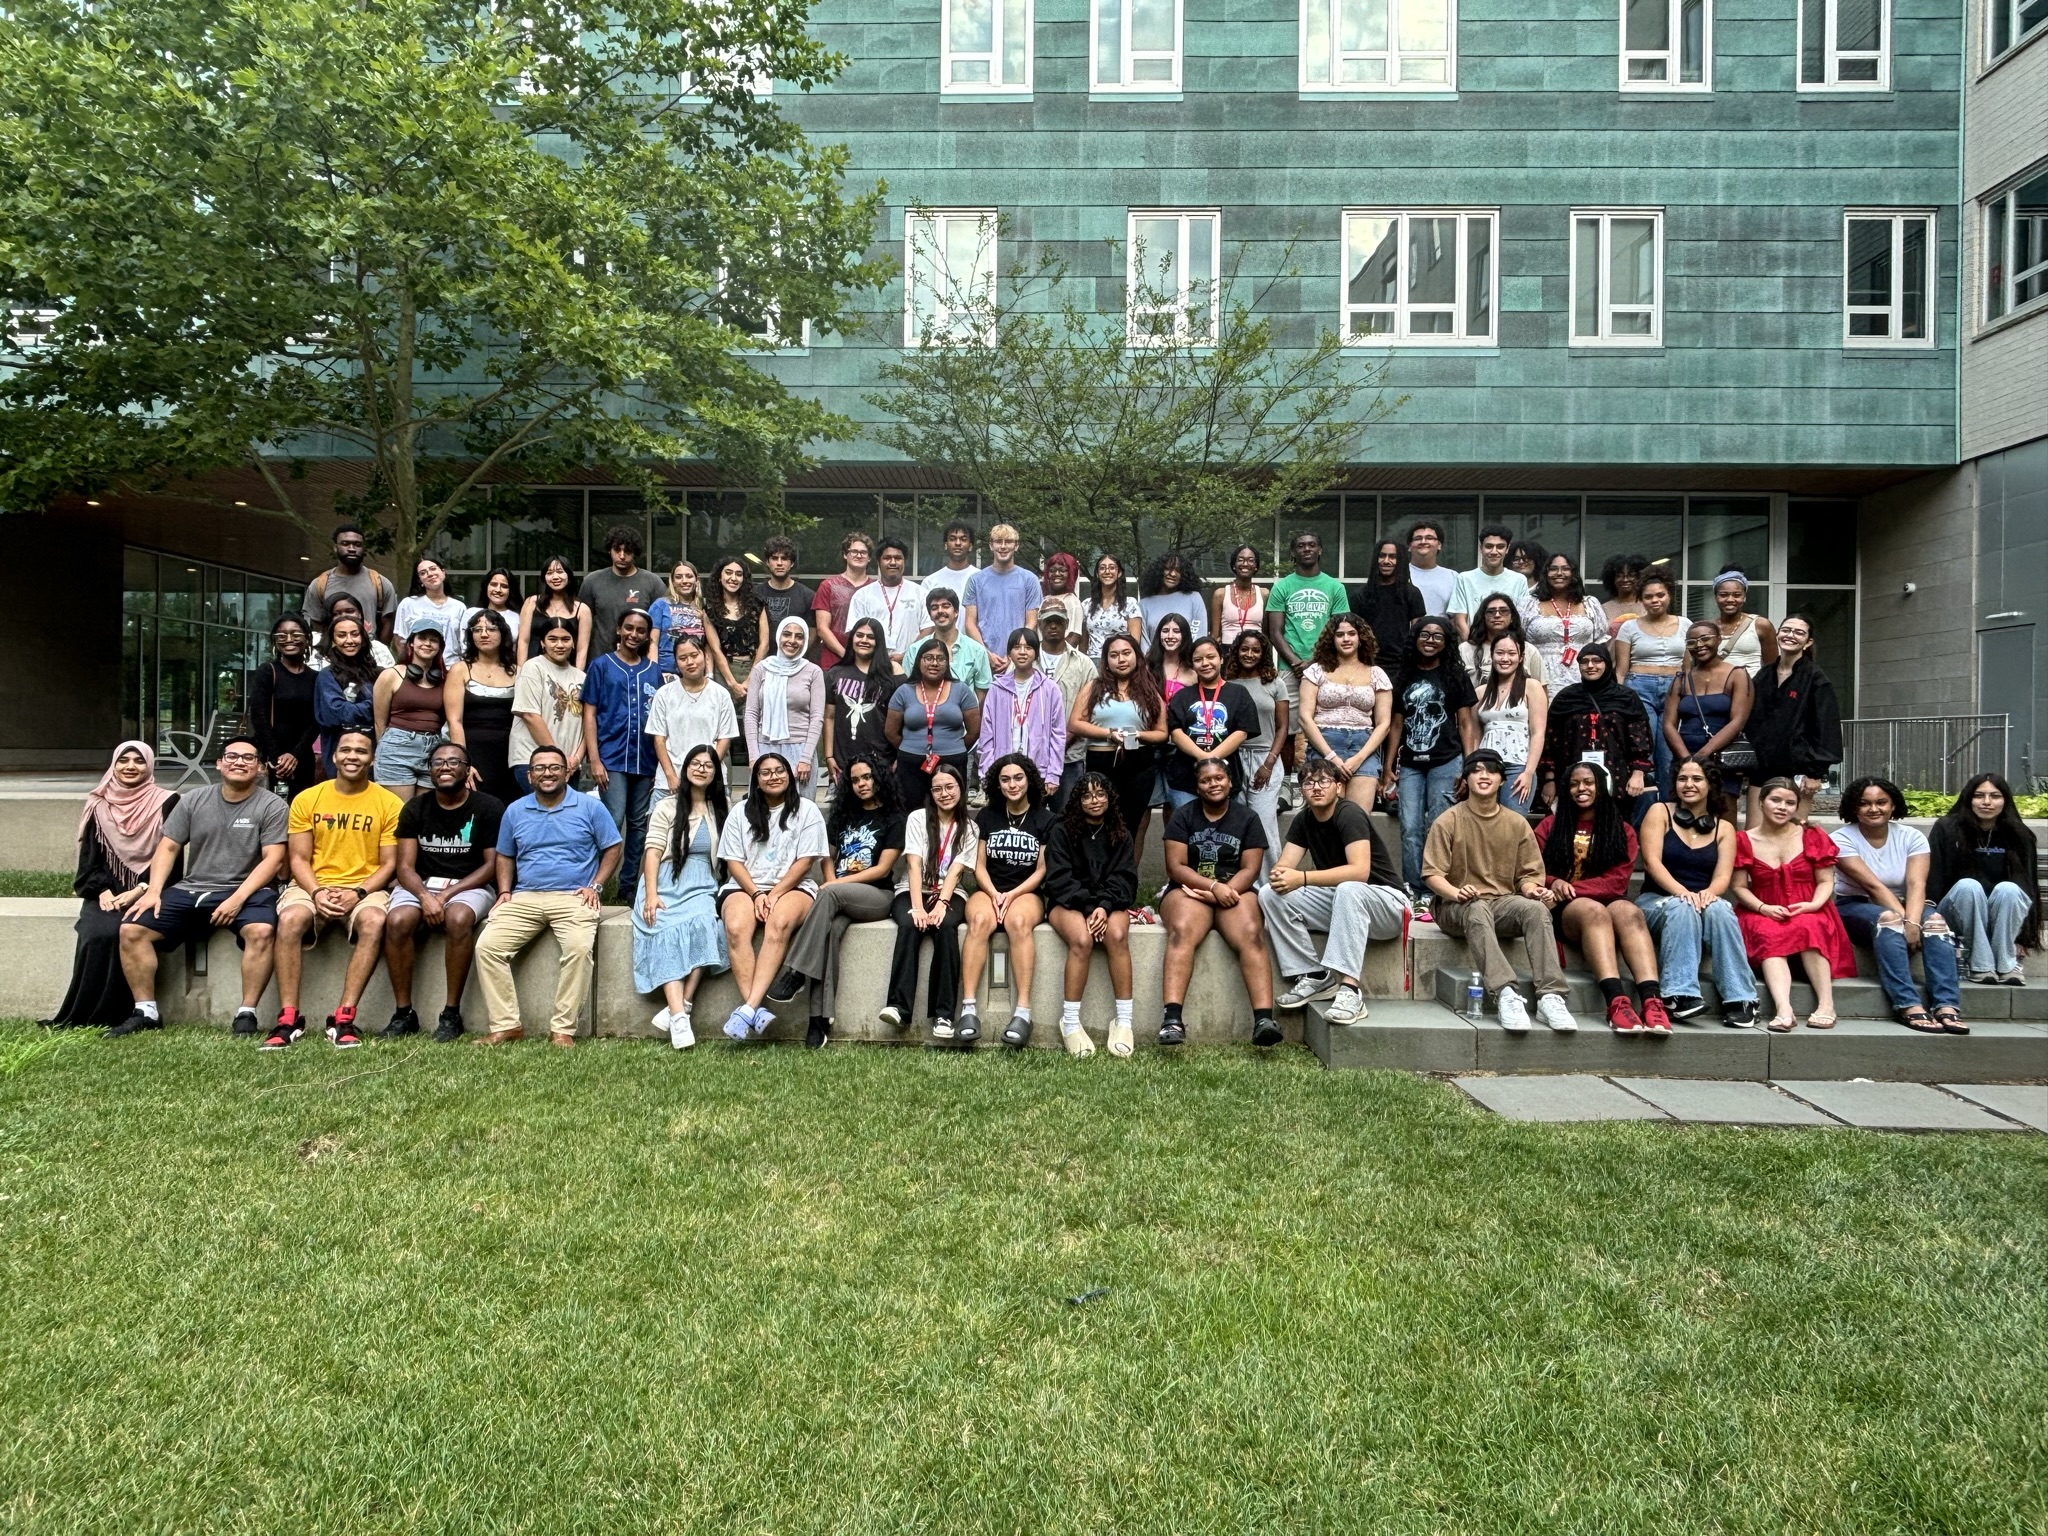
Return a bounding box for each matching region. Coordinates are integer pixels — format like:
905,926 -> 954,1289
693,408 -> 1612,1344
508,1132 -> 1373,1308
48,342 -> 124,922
1,1025 -> 2042,1534
0,870 -> 72,898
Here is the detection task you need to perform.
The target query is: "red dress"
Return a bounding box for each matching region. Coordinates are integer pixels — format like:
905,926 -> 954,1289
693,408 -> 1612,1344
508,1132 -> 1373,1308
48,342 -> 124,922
1735,826 -> 1857,977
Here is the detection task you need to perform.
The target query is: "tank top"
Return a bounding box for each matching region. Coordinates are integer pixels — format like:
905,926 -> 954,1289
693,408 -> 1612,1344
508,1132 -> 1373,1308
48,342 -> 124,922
1477,694 -> 1532,763
1677,680 -> 1733,745
389,673 -> 446,734
1218,584 -> 1263,644
1091,694 -> 1144,744
1717,614 -> 1763,676
1661,827 -> 1721,892
1305,663 -> 1386,729
1619,617 -> 1687,670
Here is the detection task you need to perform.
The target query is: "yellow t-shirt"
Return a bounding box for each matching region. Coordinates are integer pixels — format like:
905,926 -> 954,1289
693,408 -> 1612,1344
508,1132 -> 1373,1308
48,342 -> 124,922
288,780 -> 403,888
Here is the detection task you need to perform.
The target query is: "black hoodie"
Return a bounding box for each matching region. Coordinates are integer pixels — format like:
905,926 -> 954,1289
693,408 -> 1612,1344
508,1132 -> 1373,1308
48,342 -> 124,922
1044,818 -> 1138,913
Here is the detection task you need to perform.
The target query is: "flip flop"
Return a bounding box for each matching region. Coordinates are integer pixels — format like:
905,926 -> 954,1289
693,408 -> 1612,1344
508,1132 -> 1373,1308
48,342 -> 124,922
1766,1012 -> 1796,1033
1805,1011 -> 1836,1030
1934,1007 -> 1969,1036
1898,1008 -> 1944,1035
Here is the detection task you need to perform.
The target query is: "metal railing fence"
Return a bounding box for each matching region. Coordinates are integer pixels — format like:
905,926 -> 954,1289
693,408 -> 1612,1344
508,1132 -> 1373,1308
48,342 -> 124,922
1839,714 -> 2011,795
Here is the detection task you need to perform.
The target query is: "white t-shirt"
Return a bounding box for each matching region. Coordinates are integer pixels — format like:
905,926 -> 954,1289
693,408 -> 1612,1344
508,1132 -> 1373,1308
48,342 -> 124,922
921,563 -> 979,603
1448,567 -> 1527,622
1408,563 -> 1458,615
1832,822 -> 1930,901
508,656 -> 586,767
462,604 -> 522,645
393,594 -> 470,656
847,578 -> 929,661
715,796 -> 827,890
644,678 -> 740,768
894,808 -> 980,895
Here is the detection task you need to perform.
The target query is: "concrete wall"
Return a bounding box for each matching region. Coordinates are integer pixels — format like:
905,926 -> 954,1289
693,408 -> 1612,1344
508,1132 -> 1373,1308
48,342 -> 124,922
1855,467 -> 1978,717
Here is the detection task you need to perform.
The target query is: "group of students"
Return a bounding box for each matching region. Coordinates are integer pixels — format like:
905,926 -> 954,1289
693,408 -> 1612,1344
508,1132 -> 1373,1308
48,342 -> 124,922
41,517 -> 2040,1050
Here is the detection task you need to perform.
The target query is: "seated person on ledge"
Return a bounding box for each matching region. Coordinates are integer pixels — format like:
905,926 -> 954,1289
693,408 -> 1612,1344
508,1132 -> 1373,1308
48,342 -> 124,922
381,742 -> 503,1044
1159,756 -> 1275,1047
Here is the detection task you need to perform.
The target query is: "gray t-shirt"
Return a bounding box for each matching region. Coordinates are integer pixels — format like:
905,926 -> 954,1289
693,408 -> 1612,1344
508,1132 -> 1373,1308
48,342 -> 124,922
162,784 -> 289,892
578,568 -> 661,653
304,567 -> 398,632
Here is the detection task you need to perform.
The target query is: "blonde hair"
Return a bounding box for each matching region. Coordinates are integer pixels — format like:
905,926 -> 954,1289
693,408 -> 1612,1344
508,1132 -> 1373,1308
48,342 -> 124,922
989,522 -> 1019,542
666,561 -> 699,603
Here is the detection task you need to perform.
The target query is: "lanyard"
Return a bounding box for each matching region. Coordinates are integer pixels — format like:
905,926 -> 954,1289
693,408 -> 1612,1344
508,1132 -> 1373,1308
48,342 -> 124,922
926,816 -> 956,892
1195,679 -> 1224,740
918,682 -> 945,769
1011,673 -> 1036,731
1550,598 -> 1581,668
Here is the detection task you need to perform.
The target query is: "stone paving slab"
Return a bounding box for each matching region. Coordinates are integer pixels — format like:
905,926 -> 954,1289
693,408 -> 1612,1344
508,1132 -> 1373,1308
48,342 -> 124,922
1939,1083 -> 2048,1132
1774,1080 -> 2030,1132
1453,1074 -> 1669,1122
1611,1077 -> 1837,1126
1306,1000 -> 1476,1074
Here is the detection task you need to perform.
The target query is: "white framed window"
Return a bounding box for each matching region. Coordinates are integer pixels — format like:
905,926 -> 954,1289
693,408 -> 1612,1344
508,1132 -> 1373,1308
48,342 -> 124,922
1842,211 -> 1934,348
1126,211 -> 1220,344
1570,209 -> 1663,346
1300,0 -> 1456,90
905,209 -> 998,346
1798,0 -> 1888,89
1091,0 -> 1182,91
943,0 -> 1033,93
1620,0 -> 1709,89
1341,209 -> 1496,344
1989,0 -> 2048,61
1984,167 -> 2048,324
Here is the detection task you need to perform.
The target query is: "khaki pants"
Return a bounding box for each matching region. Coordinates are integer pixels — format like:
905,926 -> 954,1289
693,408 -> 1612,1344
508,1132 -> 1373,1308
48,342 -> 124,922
474,891 -> 599,1037
1434,894 -> 1568,998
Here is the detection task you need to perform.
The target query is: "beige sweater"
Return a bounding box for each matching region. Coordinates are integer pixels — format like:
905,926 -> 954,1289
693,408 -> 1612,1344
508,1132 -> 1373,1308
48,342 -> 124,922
1422,801 -> 1543,897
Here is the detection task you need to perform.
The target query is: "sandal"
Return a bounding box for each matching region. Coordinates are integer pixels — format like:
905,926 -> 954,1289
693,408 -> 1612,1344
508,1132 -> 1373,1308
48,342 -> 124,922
1934,1006 -> 1969,1036
1766,1012 -> 1796,1033
1898,1007 -> 1944,1035
1805,1011 -> 1836,1030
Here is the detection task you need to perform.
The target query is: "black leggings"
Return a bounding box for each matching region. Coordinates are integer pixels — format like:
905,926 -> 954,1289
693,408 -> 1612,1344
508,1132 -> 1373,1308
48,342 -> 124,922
1086,747 -> 1156,843
888,890 -> 966,1020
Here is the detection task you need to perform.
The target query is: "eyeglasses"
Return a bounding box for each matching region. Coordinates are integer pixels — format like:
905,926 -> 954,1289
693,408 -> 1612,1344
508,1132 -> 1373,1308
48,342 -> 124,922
219,752 -> 261,765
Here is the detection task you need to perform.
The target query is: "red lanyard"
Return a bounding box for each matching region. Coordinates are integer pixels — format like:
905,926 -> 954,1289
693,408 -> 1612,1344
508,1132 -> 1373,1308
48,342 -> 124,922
1232,586 -> 1256,630
1011,673 -> 1035,731
1196,679 -> 1224,738
926,816 -> 956,891
918,682 -> 944,769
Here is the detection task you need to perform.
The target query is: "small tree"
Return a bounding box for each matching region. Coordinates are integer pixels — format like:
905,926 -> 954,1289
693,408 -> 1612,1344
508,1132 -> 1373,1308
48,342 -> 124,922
865,220 -> 1399,572
0,0 -> 887,571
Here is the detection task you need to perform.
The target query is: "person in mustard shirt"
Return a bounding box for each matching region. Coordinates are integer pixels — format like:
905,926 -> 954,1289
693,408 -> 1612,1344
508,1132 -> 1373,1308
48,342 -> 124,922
269,728 -> 403,1049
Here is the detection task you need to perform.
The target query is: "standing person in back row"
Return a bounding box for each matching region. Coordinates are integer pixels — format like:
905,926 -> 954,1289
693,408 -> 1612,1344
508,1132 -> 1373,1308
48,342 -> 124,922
1349,538 -> 1427,677
1448,525 -> 1527,643
381,742 -> 502,1043
846,538 -> 927,669
577,526 -> 658,657
923,519 -> 979,595
754,534 -> 815,640
1266,530 -> 1349,775
581,607 -> 662,905
303,523 -> 398,644
1403,521 -> 1458,617
474,745 -> 622,1047
812,531 -> 874,668
965,524 -> 1041,674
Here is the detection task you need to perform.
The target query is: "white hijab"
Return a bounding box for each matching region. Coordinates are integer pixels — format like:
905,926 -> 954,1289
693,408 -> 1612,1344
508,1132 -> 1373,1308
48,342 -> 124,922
758,617 -> 811,741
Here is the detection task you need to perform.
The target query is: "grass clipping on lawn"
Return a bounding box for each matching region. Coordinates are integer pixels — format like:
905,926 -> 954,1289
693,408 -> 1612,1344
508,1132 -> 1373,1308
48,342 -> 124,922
0,1025 -> 2041,1534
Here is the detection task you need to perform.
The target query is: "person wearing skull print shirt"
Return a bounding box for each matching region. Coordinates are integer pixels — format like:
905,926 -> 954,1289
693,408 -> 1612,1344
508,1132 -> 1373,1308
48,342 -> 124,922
1385,615 -> 1478,897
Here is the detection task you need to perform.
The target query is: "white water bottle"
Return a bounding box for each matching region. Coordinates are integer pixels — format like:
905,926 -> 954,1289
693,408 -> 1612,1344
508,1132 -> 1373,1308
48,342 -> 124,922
1465,971 -> 1485,1019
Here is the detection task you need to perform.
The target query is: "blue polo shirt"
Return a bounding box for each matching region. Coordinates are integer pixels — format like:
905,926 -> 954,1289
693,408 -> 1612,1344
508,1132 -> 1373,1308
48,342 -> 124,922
497,789 -> 622,893
582,652 -> 662,776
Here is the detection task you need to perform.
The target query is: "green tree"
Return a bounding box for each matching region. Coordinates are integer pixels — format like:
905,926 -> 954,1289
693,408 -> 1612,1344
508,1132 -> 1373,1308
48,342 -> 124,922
865,219 -> 1398,572
0,0 -> 886,571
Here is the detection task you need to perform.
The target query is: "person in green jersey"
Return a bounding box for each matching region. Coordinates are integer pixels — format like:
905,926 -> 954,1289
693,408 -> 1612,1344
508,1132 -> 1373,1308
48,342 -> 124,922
1264,530 -> 1350,788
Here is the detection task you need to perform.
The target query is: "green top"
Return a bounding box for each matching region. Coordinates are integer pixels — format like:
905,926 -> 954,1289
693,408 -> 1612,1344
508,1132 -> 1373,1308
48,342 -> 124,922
1265,572 -> 1350,663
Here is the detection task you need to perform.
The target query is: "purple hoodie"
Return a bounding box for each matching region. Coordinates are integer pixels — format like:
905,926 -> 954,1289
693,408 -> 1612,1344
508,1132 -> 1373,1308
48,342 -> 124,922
976,667 -> 1067,788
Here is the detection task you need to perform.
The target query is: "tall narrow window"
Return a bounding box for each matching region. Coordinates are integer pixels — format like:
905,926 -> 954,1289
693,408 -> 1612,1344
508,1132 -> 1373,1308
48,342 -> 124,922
1798,0 -> 1888,88
1984,168 -> 2048,324
1301,0 -> 1456,90
1127,211 -> 1220,343
1570,210 -> 1663,346
943,0 -> 1032,93
1092,0 -> 1182,90
905,209 -> 998,346
1621,0 -> 1709,88
1843,212 -> 1933,347
1341,210 -> 1497,344
1989,0 -> 2048,61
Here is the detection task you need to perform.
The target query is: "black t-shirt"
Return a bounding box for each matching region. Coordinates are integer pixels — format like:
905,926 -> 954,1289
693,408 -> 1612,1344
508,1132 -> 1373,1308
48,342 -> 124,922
757,580 -> 816,639
1394,664 -> 1476,769
976,804 -> 1056,893
831,811 -> 905,879
1163,681 -> 1259,790
1166,798 -> 1268,884
826,663 -> 896,765
397,792 -> 505,883
1283,800 -> 1401,887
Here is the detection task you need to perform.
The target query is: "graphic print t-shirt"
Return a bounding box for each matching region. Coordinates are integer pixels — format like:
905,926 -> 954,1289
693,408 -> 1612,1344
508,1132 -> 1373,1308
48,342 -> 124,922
1395,665 -> 1476,770
1166,799 -> 1268,884
831,811 -> 905,880
976,805 -> 1056,893
398,792 -> 505,883
1164,681 -> 1258,790
288,779 -> 403,888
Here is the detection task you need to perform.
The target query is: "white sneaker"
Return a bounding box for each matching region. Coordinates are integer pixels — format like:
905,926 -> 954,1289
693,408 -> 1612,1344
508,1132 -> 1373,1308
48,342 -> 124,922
651,1006 -> 670,1037
669,1007 -> 695,1050
1496,988 -> 1532,1033
1326,984 -> 1367,1024
1277,972 -> 1340,1010
877,1005 -> 903,1030
1535,993 -> 1578,1033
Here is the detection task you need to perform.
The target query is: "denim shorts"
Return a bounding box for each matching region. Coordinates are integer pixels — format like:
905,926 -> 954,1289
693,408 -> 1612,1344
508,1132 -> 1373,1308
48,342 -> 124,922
1309,725 -> 1381,780
373,726 -> 443,788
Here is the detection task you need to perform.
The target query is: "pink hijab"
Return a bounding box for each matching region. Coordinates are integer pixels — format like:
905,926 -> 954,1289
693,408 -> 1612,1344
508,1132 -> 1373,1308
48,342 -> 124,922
79,740 -> 172,886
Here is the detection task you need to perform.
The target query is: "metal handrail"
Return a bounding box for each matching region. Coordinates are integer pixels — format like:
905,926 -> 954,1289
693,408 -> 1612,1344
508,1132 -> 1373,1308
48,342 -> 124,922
1839,714 -> 2010,794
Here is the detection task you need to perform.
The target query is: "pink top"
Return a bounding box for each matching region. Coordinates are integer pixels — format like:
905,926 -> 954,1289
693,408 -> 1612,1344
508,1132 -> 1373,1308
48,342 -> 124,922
1303,663 -> 1391,729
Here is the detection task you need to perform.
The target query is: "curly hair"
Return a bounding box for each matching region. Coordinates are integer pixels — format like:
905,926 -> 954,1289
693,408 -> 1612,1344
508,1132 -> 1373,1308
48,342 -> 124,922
1061,770 -> 1129,848
1140,551 -> 1205,599
1226,628 -> 1277,684
708,556 -> 763,629
982,751 -> 1047,812
1599,552 -> 1647,600
1542,761 -> 1631,881
1310,611 -> 1377,672
828,749 -> 901,846
1838,776 -> 1906,823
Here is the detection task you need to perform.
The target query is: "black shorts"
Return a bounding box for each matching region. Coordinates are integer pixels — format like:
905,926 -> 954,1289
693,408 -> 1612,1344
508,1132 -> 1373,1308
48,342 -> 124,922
122,886 -> 279,948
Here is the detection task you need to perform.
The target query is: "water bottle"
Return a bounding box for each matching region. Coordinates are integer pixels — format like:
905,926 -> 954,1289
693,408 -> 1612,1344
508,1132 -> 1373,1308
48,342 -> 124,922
1465,971 -> 1485,1020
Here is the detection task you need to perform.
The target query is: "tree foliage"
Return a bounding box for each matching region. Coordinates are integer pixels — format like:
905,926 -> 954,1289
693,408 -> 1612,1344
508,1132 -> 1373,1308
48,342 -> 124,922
865,225 -> 1399,570
0,0 -> 886,568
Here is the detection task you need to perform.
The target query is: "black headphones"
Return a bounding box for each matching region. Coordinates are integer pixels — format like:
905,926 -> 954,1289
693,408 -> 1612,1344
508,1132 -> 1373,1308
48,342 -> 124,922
1673,807 -> 1718,833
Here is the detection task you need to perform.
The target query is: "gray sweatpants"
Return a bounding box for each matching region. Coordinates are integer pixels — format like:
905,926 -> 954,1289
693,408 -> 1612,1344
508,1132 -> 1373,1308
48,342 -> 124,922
1258,880 -> 1409,982
782,880 -> 895,1016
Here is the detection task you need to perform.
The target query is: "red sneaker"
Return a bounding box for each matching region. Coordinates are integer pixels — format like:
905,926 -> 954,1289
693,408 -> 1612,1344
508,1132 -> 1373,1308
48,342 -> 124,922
1640,996 -> 1674,1035
1606,996 -> 1645,1034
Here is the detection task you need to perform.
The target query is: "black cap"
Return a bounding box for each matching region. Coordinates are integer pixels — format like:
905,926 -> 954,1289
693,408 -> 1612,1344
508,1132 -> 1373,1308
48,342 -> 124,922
1462,748 -> 1508,774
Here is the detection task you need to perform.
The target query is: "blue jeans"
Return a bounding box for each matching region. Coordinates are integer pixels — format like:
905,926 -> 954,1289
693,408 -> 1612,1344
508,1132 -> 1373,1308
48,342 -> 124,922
1838,896 -> 1961,1012
1938,879 -> 2033,975
1626,673 -> 1675,800
1397,755 -> 1462,891
1165,786 -> 1199,813
1499,762 -> 1532,816
1637,892 -> 1758,1004
1309,726 -> 1380,782
600,770 -> 655,906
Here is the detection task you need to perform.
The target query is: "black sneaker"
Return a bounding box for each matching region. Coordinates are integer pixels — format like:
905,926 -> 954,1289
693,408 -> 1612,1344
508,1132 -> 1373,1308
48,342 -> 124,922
956,1007 -> 980,1045
1665,995 -> 1708,1020
327,1014 -> 363,1049
1251,1016 -> 1285,1048
260,1011 -> 304,1051
432,1007 -> 465,1044
230,1008 -> 261,1037
381,1006 -> 420,1039
1721,1000 -> 1758,1029
766,968 -> 805,1004
1158,1018 -> 1187,1046
106,1009 -> 162,1039
804,1018 -> 829,1049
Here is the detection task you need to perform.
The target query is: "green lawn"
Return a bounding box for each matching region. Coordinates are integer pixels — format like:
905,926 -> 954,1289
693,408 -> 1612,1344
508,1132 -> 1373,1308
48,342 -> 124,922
2,1024 -> 2042,1534
0,871 -> 72,898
